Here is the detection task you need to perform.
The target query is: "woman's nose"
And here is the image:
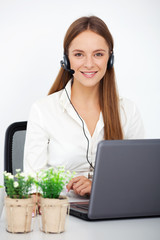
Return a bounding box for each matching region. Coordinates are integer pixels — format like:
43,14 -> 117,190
83,56 -> 94,69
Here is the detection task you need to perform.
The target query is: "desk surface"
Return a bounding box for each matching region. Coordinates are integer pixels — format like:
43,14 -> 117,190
0,208 -> 160,240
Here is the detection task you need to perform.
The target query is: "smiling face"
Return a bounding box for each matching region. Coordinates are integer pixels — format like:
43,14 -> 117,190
68,30 -> 110,89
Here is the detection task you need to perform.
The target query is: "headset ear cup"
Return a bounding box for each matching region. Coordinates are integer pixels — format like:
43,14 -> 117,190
107,53 -> 114,70
63,54 -> 71,70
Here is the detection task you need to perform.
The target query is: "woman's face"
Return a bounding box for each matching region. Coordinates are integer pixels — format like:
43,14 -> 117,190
68,30 -> 110,88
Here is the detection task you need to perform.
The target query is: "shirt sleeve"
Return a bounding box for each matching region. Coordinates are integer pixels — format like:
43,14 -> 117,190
23,102 -> 49,174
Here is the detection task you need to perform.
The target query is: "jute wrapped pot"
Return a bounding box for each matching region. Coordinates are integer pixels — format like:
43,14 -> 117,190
40,196 -> 69,233
5,197 -> 34,233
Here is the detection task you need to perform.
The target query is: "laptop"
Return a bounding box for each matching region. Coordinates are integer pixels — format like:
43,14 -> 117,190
69,139 -> 160,221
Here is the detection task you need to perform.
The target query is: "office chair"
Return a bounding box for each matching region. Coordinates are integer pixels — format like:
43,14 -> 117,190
4,121 -> 27,175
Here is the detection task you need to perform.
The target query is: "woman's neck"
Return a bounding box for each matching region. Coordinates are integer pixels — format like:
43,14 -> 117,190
70,79 -> 101,136
71,80 -> 100,109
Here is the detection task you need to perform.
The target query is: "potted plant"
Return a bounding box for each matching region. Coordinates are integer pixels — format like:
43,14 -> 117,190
4,169 -> 35,233
35,166 -> 74,233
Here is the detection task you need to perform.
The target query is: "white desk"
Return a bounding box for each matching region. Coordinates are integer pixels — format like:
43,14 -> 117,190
0,207 -> 160,240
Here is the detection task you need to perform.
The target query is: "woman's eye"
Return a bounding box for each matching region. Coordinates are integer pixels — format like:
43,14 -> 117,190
75,53 -> 83,57
95,53 -> 103,57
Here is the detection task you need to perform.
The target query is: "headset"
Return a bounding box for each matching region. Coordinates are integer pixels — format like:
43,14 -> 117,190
60,51 -> 114,74
107,51 -> 114,70
60,51 -> 114,171
60,55 -> 75,75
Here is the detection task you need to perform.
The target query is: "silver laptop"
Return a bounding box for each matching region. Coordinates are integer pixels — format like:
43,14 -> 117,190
70,139 -> 160,220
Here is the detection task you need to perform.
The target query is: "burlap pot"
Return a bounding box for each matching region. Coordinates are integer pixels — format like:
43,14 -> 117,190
5,197 -> 34,233
40,196 -> 69,233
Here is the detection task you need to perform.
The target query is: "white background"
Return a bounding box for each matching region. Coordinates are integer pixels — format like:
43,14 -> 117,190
0,0 -> 160,184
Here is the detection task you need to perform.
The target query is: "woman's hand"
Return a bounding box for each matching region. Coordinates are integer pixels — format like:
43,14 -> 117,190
66,176 -> 92,196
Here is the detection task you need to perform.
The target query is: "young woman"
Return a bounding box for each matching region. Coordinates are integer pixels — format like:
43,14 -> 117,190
24,16 -> 144,197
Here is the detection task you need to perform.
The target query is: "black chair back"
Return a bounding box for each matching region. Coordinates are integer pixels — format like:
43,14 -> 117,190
4,121 -> 27,175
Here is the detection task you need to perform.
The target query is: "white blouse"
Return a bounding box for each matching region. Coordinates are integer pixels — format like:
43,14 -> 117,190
23,80 -> 145,177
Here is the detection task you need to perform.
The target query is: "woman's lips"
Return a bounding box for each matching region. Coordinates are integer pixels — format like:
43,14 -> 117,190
81,71 -> 98,78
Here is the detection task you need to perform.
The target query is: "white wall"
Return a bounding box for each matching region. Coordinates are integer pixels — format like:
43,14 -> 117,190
0,0 -> 160,184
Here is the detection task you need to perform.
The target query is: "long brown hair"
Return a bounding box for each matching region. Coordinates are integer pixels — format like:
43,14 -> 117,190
48,16 -> 123,140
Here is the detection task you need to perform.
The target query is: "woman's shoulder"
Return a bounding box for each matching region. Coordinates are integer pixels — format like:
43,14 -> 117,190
119,97 -> 145,139
119,97 -> 137,113
119,96 -> 140,122
31,89 -> 63,109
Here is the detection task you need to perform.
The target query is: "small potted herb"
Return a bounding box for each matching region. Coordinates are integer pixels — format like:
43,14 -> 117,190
4,169 -> 35,233
35,166 -> 75,233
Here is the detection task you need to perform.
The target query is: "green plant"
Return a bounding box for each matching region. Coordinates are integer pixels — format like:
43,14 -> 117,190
35,166 -> 75,199
4,169 -> 35,199
0,185 -> 4,188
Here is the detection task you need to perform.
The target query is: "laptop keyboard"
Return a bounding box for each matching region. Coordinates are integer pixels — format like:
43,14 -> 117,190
71,203 -> 89,210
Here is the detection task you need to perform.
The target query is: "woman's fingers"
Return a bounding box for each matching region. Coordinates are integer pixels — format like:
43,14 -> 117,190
73,180 -> 91,196
66,176 -> 92,196
66,176 -> 82,191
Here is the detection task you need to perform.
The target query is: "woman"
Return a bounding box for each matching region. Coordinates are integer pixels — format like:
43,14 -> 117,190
24,16 -> 144,197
